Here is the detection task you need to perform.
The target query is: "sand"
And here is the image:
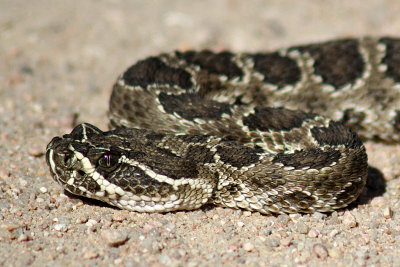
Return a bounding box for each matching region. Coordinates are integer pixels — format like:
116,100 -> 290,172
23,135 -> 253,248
1,1 -> 400,266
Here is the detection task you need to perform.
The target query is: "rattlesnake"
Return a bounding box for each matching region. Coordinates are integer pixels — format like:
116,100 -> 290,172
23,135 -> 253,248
46,37 -> 400,214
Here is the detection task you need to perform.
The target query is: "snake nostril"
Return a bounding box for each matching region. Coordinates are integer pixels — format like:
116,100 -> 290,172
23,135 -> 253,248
77,170 -> 86,177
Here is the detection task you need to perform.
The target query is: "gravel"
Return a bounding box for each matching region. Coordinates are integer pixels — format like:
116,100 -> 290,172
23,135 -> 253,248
1,0 -> 400,266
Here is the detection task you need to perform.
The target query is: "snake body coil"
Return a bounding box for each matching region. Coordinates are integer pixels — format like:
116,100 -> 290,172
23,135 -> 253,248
46,37 -> 400,214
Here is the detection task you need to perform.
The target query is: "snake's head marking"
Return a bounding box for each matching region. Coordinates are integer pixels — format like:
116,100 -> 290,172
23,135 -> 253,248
46,123 -> 215,212
46,123 -> 117,199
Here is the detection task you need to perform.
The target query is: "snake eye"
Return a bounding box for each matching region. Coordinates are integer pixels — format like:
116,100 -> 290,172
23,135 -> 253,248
97,152 -> 120,170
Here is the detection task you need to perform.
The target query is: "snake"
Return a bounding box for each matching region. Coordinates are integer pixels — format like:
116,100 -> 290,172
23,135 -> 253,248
46,37 -> 400,215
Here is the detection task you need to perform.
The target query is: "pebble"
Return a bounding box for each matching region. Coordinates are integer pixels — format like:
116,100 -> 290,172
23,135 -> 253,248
308,229 -> 319,238
342,211 -> 357,228
39,186 -> 47,194
111,213 -> 126,222
28,144 -> 44,157
383,207 -> 392,219
311,212 -> 326,221
329,229 -> 340,238
1,224 -> 19,231
295,221 -> 309,234
83,250 -> 98,260
0,167 -> 9,179
243,242 -> 254,252
17,233 -> 29,242
86,219 -> 99,227
328,248 -> 341,258
280,237 -> 292,247
277,214 -> 290,226
101,230 -> 128,247
289,213 -> 302,223
313,244 -> 329,259
54,224 -> 68,232
370,197 -> 387,207
266,238 -> 280,248
242,211 -> 252,217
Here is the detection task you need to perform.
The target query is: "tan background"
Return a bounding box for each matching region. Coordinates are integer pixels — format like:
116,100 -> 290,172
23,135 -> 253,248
1,1 -> 400,266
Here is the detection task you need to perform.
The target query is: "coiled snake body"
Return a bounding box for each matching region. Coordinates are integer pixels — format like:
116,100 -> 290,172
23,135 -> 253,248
46,37 -> 400,214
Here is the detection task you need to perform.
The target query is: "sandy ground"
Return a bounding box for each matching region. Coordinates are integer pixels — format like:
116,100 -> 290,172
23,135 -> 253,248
1,0 -> 400,266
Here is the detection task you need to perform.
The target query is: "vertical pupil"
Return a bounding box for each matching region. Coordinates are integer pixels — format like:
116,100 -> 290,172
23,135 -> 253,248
99,153 -> 118,168
106,155 -> 111,167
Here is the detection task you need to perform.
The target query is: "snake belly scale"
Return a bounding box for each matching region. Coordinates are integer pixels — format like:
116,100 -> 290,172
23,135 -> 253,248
46,37 -> 400,215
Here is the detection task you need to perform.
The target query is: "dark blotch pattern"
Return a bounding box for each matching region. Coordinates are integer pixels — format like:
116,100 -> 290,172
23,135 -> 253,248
242,107 -> 316,132
185,145 -> 215,164
311,121 -> 363,149
251,52 -> 301,88
176,134 -> 211,143
293,39 -> 364,89
145,132 -> 165,141
176,50 -> 243,80
159,92 -> 232,121
216,142 -> 262,168
122,57 -> 193,89
272,148 -> 341,170
380,37 -> 400,82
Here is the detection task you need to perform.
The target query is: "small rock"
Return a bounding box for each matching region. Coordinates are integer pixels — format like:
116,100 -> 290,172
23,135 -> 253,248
311,212 -> 326,221
165,223 -> 175,231
280,237 -> 292,247
28,144 -> 44,157
370,197 -> 387,207
17,233 -> 30,242
382,207 -> 392,219
39,186 -> 47,194
0,229 -> 13,240
86,219 -> 99,227
242,211 -> 252,217
83,250 -> 98,259
0,167 -> 10,179
1,224 -> 19,231
342,211 -> 357,228
111,213 -> 125,222
277,214 -> 290,226
266,238 -> 280,248
328,248 -> 341,258
289,213 -> 302,223
328,229 -> 340,238
295,221 -> 309,234
19,179 -> 28,187
101,230 -> 128,247
313,244 -> 329,259
237,221 -> 244,228
54,224 -> 68,232
243,242 -> 254,252
75,216 -> 88,224
308,229 -> 319,238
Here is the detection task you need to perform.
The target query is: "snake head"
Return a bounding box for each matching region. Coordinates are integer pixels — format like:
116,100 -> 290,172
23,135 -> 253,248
46,123 -> 216,212
46,123 -> 116,199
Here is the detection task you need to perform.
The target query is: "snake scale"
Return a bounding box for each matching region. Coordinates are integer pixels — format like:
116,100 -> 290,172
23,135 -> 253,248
46,37 -> 400,215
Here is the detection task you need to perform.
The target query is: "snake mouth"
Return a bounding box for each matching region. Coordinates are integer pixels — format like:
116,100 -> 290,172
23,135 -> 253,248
46,136 -> 91,189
